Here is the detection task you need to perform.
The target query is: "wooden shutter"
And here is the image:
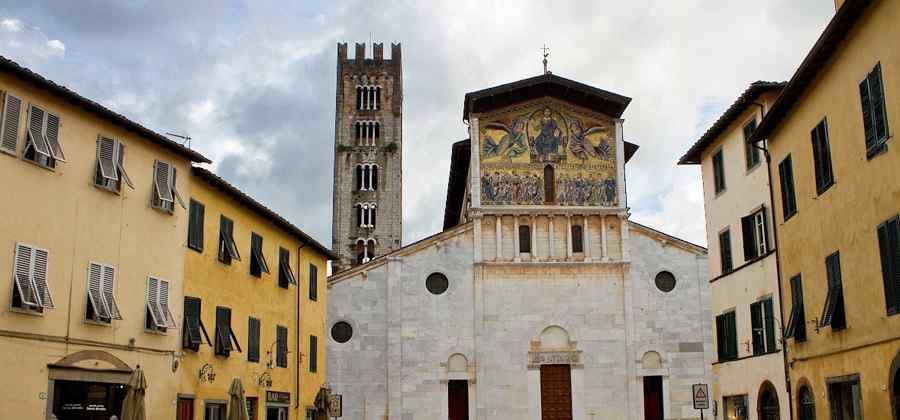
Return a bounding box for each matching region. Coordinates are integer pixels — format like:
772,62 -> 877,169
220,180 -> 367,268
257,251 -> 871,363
309,264 -> 318,301
96,136 -> 118,182
31,247 -> 53,308
13,244 -> 40,307
0,92 -> 22,154
878,217 -> 900,314
27,105 -> 51,157
822,252 -> 846,329
154,160 -> 174,202
750,302 -> 764,355
44,112 -> 64,161
146,277 -> 165,328
741,214 -> 757,261
743,120 -> 758,168
309,335 -> 318,372
870,64 -> 888,142
276,325 -> 287,368
715,314 -> 726,360
713,150 -> 725,193
251,233 -> 269,275
183,297 -> 203,350
719,230 -> 732,273
779,156 -> 797,219
248,317 -> 260,362
763,298 -> 776,352
188,200 -> 205,251
279,247 -> 296,288
158,278 -> 175,327
87,263 -> 109,319
811,120 -> 834,193
116,142 -> 134,188
219,216 -> 241,262
793,275 -> 807,341
101,265 -> 121,319
215,306 -> 233,356
726,311 -> 738,359
860,75 -> 876,147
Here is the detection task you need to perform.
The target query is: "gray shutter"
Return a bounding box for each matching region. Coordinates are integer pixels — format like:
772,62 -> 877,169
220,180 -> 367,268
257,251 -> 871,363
102,265 -> 121,319
13,243 -> 40,306
159,278 -> 175,327
146,277 -> 165,328
44,112 -> 65,161
170,166 -> 186,209
87,262 -> 110,319
154,160 -> 174,201
1,92 -> 22,154
96,136 -> 119,181
31,248 -> 53,308
27,105 -> 51,156
116,142 -> 134,189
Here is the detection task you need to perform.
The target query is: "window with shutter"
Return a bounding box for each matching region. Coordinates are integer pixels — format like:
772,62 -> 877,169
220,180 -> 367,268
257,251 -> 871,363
785,274 -> 807,342
86,262 -> 122,323
248,317 -> 260,362
519,225 -> 532,254
188,200 -> 205,252
763,298 -> 776,352
218,216 -> 241,264
146,276 -> 175,332
278,247 -> 296,288
93,137 -> 133,192
877,216 -> 900,315
0,91 -> 22,155
715,311 -> 738,361
778,155 -> 798,221
182,296 -> 210,350
22,104 -> 58,168
276,325 -> 288,368
860,62 -> 890,157
743,119 -> 760,169
713,149 -> 726,194
309,264 -> 318,301
152,160 -> 175,211
250,233 -> 270,277
741,207 -> 769,262
719,229 -> 733,274
810,119 -> 835,195
750,301 -> 764,355
820,252 -> 846,330
214,306 -> 242,356
309,335 -> 318,373
725,311 -> 737,359
11,243 -> 54,312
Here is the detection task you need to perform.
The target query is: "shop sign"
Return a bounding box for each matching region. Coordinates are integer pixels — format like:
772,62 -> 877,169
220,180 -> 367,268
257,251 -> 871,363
266,391 -> 291,404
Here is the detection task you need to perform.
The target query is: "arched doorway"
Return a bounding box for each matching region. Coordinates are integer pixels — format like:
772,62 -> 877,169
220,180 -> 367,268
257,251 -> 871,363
797,382 -> 816,420
758,381 -> 780,420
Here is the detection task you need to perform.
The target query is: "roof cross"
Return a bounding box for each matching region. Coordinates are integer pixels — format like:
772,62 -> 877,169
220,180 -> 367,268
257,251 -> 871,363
542,44 -> 551,74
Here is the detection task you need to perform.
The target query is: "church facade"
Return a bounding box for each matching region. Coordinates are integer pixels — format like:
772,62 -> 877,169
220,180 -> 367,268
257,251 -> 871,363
327,64 -> 713,420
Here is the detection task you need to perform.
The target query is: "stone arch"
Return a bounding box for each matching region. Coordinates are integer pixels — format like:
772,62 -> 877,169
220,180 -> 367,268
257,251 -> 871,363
757,380 -> 781,420
891,350 -> 900,420
539,325 -> 570,350
796,377 -> 816,420
51,350 -> 131,371
641,351 -> 662,370
448,353 -> 468,373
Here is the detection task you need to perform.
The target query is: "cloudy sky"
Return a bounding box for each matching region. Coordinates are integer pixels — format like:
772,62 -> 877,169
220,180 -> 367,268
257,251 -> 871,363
0,1 -> 835,247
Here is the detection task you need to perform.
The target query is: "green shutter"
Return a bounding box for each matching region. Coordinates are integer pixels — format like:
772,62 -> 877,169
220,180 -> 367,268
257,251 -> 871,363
183,296 -> 202,350
715,314 -> 726,361
750,302 -> 764,355
309,335 -> 318,373
860,76 -> 876,148
248,317 -> 260,363
188,200 -> 205,252
742,215 -> 757,262
870,63 -> 888,142
276,326 -> 288,368
726,312 -> 738,359
309,264 -> 318,301
763,298 -> 776,352
878,217 -> 900,314
215,306 -> 232,356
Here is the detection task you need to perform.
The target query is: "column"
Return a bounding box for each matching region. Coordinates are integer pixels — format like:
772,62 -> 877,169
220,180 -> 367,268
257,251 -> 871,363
514,215 -> 521,262
621,214 -> 630,261
495,215 -> 502,261
473,214 -> 483,263
583,215 -> 592,262
530,215 -> 537,261
548,215 -> 555,260
601,215 -> 609,261
566,215 -> 573,260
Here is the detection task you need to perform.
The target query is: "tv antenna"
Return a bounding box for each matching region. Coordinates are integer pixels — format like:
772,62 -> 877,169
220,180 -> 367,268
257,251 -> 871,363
165,132 -> 192,149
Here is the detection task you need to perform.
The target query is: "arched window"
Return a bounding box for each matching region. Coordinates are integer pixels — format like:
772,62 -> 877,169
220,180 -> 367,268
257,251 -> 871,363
571,225 -> 583,253
519,224 -> 531,254
367,238 -> 377,260
355,165 -> 363,191
375,86 -> 381,110
363,165 -> 371,190
544,164 -> 555,203
356,204 -> 363,227
356,86 -> 363,110
371,165 -> 379,190
758,381 -> 780,420
798,384 -> 815,420
370,204 -> 377,228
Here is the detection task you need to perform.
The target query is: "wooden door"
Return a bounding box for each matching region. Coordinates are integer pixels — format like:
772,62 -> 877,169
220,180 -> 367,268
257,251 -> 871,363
448,379 -> 469,420
176,397 -> 194,420
643,376 -> 663,420
540,364 -> 572,420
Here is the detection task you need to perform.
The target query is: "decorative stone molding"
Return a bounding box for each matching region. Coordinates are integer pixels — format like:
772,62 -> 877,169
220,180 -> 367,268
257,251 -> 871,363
527,350 -> 583,369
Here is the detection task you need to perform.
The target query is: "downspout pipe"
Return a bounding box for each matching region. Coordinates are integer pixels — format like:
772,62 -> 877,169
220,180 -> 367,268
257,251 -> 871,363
752,100 -> 794,419
296,242 -> 307,411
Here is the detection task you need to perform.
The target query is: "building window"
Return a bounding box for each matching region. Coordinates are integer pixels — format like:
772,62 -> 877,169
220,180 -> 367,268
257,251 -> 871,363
715,310 -> 738,361
309,264 -> 318,301
741,206 -> 769,262
331,321 -> 353,343
10,243 -> 54,313
713,149 -> 726,194
719,229 -> 733,274
571,224 -> 584,253
723,394 -> 748,420
150,159 -> 185,213
145,276 -> 175,332
278,247 -> 296,289
309,335 -> 318,373
204,402 -> 226,420
877,216 -> 900,315
758,383 -> 780,420
183,296 -> 210,351
276,325 -> 288,368
827,375 -> 862,420
355,164 -> 379,191
249,233 -> 270,277
214,306 -> 241,357
811,118 -> 835,195
94,136 -> 133,192
859,62 -> 889,157
743,119 -> 760,170
188,200 -> 205,252
23,104 -> 65,168
355,238 -> 376,264
654,271 -> 676,293
357,203 -> 377,228
820,251 -> 847,331
519,224 -> 532,254
778,155 -> 798,221
218,216 -> 241,264
544,165 -> 555,203
355,121 -> 380,146
0,91 -> 22,155
248,317 -> 260,363
784,274 -> 807,342
356,83 -> 381,111
798,384 -> 816,420
750,297 -> 777,355
426,272 -> 449,295
85,262 -> 122,323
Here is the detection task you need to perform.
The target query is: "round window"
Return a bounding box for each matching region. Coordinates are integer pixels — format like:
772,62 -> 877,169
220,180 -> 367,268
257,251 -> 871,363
426,272 -> 449,295
654,271 -> 676,292
331,321 -> 353,343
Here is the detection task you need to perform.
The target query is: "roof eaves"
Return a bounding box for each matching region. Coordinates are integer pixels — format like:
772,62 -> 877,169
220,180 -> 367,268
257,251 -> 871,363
191,167 -> 337,260
0,55 -> 211,163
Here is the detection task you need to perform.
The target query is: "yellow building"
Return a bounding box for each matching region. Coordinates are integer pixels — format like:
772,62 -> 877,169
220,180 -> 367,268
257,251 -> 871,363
180,167 -> 335,420
749,0 -> 900,419
0,55 -> 210,419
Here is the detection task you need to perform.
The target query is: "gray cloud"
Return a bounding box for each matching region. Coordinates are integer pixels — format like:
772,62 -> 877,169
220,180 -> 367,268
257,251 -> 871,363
0,1 -> 834,247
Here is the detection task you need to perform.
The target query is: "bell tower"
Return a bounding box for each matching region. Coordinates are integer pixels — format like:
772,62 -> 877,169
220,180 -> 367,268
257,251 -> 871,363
332,42 -> 403,272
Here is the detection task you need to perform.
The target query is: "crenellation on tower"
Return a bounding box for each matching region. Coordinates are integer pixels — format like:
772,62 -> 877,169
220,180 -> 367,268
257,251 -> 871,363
332,42 -> 403,272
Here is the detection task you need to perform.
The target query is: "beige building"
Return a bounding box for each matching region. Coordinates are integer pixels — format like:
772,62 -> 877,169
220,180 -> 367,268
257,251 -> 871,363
680,82 -> 789,420
0,56 -> 209,419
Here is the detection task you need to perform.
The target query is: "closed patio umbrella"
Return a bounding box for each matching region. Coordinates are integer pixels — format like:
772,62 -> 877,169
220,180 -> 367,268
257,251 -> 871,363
120,365 -> 147,420
227,378 -> 249,420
